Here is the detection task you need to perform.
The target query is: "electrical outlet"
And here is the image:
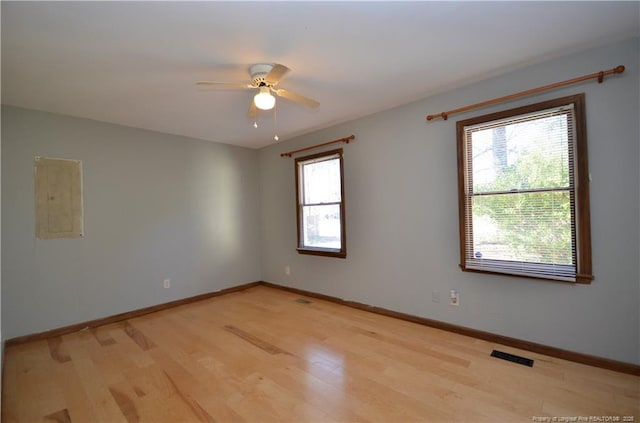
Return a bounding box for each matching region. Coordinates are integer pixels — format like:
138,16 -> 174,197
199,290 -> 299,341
450,290 -> 459,306
163,279 -> 170,289
285,265 -> 291,275
431,291 -> 440,303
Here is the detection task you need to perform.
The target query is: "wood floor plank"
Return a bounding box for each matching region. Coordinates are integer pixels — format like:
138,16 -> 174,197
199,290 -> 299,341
52,361 -> 96,423
71,356 -> 129,421
44,408 -> 72,423
146,347 -> 246,422
223,325 -> 292,355
123,322 -> 157,351
47,337 -> 71,363
107,325 -> 156,369
91,327 -> 117,346
3,285 -> 639,422
162,371 -> 216,423
108,387 -> 141,423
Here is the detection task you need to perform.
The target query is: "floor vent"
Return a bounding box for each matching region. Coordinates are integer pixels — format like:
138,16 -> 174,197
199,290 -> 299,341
295,298 -> 312,304
490,350 -> 534,367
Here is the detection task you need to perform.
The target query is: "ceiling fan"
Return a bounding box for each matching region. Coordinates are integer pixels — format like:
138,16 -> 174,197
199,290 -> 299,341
197,63 -> 320,118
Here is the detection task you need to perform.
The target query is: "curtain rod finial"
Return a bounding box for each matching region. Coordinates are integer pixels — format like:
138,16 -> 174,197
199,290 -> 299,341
614,65 -> 625,74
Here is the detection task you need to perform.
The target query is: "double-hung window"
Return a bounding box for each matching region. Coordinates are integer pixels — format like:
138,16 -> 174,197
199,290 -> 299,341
456,94 -> 592,283
295,149 -> 346,258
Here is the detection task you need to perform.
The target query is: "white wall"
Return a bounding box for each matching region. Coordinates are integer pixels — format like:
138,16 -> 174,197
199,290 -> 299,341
259,38 -> 640,364
2,38 -> 638,365
1,106 -> 262,339
1,91 -> 3,403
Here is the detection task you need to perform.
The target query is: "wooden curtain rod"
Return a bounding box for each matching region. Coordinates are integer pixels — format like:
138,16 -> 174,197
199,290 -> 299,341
280,135 -> 356,157
426,65 -> 625,122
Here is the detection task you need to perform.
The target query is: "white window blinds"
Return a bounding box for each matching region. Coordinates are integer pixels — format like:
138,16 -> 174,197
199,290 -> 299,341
457,94 -> 592,283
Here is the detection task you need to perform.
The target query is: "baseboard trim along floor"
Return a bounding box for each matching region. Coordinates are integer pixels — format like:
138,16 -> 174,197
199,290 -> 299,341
5,280 -> 639,376
260,282 -> 640,376
4,281 -> 262,347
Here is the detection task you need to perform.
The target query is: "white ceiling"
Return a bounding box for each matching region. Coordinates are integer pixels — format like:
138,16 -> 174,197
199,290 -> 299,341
2,2 -> 639,149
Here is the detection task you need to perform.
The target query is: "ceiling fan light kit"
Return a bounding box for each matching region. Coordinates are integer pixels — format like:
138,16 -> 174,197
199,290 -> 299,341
254,86 -> 276,110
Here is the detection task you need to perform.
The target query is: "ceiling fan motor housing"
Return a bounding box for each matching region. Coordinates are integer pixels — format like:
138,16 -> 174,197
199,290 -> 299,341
250,63 -> 275,86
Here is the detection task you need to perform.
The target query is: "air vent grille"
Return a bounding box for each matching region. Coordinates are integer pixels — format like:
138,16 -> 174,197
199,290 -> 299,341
490,350 -> 534,367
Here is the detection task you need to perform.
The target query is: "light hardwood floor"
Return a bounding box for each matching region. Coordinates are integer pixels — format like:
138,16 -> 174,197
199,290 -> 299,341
3,285 -> 639,422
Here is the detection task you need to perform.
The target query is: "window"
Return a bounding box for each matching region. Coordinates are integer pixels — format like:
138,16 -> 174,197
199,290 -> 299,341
456,94 -> 592,283
295,149 -> 346,258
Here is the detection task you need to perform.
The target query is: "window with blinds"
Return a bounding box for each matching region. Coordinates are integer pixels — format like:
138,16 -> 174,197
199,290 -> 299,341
456,94 -> 592,283
295,148 -> 346,258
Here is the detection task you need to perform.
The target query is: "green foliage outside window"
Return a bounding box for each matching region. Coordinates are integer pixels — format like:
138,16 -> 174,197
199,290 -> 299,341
470,113 -> 573,265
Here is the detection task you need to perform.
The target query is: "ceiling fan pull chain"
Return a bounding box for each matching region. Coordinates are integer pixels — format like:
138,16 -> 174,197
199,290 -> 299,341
273,102 -> 279,141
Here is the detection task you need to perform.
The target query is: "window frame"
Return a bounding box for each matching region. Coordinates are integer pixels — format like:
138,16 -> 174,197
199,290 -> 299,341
456,93 -> 592,284
295,148 -> 347,258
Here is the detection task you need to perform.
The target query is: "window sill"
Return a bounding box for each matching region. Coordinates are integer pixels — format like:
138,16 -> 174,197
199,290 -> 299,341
297,248 -> 346,259
459,263 -> 593,284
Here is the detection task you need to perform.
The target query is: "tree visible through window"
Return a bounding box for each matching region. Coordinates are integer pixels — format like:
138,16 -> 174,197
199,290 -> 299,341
456,94 -> 592,283
295,149 -> 346,258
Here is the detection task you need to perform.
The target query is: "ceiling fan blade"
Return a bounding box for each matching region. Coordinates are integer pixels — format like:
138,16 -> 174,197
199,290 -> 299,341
273,88 -> 319,108
264,64 -> 290,86
196,81 -> 254,89
247,100 -> 258,119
